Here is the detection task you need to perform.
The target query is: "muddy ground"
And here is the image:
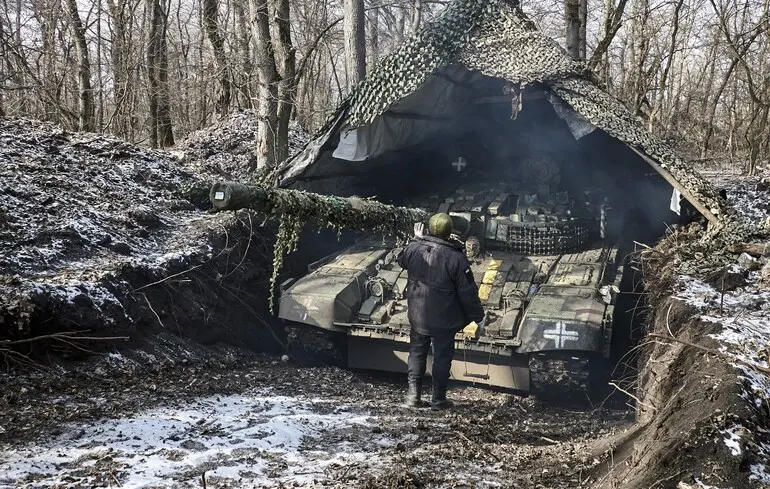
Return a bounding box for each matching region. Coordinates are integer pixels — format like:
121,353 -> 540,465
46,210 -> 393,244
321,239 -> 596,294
1,117 -> 770,488
0,347 -> 634,489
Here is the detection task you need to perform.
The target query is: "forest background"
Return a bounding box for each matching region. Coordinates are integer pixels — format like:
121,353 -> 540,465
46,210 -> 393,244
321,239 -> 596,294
0,0 -> 768,172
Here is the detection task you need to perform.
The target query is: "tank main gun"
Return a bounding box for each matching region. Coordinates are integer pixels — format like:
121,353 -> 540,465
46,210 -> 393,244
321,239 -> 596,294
209,181 -> 429,238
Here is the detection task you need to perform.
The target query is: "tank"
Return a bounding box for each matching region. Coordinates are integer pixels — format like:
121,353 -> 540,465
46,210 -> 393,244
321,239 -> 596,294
210,179 -> 628,396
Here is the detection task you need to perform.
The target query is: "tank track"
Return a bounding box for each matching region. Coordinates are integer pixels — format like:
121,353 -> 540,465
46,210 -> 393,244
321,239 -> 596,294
285,322 -> 347,367
528,353 -> 591,400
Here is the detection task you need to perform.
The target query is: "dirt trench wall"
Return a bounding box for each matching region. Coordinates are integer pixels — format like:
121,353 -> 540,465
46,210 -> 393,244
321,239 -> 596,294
0,213 -> 284,364
0,116 -> 305,365
604,230 -> 770,488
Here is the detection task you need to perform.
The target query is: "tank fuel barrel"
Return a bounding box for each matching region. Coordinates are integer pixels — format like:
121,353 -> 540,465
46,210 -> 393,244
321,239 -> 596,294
209,181 -> 429,236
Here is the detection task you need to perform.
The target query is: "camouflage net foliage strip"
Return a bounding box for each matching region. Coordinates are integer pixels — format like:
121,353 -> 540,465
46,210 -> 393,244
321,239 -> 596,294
213,183 -> 428,312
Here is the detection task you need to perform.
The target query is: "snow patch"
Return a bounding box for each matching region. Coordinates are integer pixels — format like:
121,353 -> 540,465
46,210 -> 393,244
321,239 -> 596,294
0,392 -> 395,488
722,427 -> 742,456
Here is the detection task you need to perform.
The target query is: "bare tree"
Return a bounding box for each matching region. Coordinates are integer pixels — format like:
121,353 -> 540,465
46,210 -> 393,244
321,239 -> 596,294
147,0 -> 174,147
343,0 -> 366,87
202,0 -> 230,116
588,0 -> 629,71
271,0 -> 296,164
232,0 -> 254,108
65,0 -> 95,131
565,0 -> 586,60
250,0 -> 280,168
648,0 -> 684,131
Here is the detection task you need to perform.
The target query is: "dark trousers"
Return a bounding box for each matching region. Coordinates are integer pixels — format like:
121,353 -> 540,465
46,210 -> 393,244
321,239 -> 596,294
407,328 -> 456,388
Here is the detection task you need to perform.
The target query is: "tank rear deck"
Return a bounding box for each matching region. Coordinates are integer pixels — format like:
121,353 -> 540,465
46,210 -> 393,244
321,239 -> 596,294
280,240 -> 620,389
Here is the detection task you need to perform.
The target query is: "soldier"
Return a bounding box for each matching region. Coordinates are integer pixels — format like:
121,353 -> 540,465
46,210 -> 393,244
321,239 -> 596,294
397,213 -> 485,409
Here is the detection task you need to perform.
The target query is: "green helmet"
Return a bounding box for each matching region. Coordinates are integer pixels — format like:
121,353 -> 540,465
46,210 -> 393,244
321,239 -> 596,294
428,213 -> 454,239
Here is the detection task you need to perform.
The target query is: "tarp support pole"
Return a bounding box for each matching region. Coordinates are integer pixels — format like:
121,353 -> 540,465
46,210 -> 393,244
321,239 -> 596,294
626,144 -> 719,226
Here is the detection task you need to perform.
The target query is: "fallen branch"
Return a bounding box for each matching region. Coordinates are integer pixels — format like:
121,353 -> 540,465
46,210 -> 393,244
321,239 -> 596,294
608,382 -> 657,413
143,293 -> 166,329
647,333 -> 770,375
0,331 -> 129,345
131,264 -> 203,293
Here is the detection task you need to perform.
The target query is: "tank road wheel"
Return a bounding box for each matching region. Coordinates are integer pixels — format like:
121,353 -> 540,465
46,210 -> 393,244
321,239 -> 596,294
284,322 -> 347,367
528,352 -> 592,403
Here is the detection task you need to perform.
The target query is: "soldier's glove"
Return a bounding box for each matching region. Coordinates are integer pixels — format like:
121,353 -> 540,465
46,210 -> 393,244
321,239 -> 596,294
413,222 -> 425,238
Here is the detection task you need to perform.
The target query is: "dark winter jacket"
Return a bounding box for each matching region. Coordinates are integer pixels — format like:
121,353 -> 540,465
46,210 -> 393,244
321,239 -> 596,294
397,235 -> 485,334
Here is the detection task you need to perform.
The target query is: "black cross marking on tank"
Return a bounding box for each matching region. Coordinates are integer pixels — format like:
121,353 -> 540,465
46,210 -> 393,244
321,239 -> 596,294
543,321 -> 579,348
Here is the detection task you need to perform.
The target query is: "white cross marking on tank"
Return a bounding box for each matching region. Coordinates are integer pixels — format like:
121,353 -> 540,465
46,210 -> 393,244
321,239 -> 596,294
451,156 -> 467,172
543,321 -> 579,348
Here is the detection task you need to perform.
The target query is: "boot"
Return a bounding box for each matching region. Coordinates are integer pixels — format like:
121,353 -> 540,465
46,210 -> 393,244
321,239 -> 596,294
430,382 -> 453,410
404,380 -> 428,408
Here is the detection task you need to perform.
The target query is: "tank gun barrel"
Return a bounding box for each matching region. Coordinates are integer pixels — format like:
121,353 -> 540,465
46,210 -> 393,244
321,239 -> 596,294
209,181 -> 429,236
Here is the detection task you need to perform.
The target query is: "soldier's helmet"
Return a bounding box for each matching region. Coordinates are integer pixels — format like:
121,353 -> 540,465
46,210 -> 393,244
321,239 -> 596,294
428,213 -> 455,239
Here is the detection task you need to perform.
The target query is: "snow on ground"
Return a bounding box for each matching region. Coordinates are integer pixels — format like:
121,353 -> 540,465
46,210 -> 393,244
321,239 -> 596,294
178,111 -> 310,180
676,272 -> 770,484
0,390 -> 395,488
0,118 -> 209,278
673,173 -> 770,485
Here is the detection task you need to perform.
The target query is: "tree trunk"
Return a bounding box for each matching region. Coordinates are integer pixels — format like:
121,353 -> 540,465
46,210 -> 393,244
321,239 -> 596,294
409,0 -> 422,35
107,0 -> 129,138
147,0 -> 159,148
147,0 -> 174,148
96,0 -> 104,130
649,0 -> 684,132
250,0 -> 280,168
578,0 -> 587,60
156,0 -> 173,146
588,0 -> 629,71
233,0 -> 254,108
202,0 -> 231,116
343,0 -> 366,87
66,0 -> 95,131
368,7 -> 380,67
746,105 -> 768,175
565,0 -> 581,60
701,56 -> 740,159
629,0 -> 651,116
271,0 -> 296,164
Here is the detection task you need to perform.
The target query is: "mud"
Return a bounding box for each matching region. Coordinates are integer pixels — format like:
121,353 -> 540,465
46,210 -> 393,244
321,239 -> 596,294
0,351 -> 634,488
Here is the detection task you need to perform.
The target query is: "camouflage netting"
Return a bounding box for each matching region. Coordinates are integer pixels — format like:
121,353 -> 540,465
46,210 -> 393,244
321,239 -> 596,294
275,0 -> 734,231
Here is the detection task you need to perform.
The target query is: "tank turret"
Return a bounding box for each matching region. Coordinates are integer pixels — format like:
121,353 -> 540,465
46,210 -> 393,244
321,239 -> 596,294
209,180 -> 627,399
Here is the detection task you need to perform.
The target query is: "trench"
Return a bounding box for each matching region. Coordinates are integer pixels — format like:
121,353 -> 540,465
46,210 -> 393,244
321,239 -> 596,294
0,212 -> 662,488
0,79 -> 701,487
